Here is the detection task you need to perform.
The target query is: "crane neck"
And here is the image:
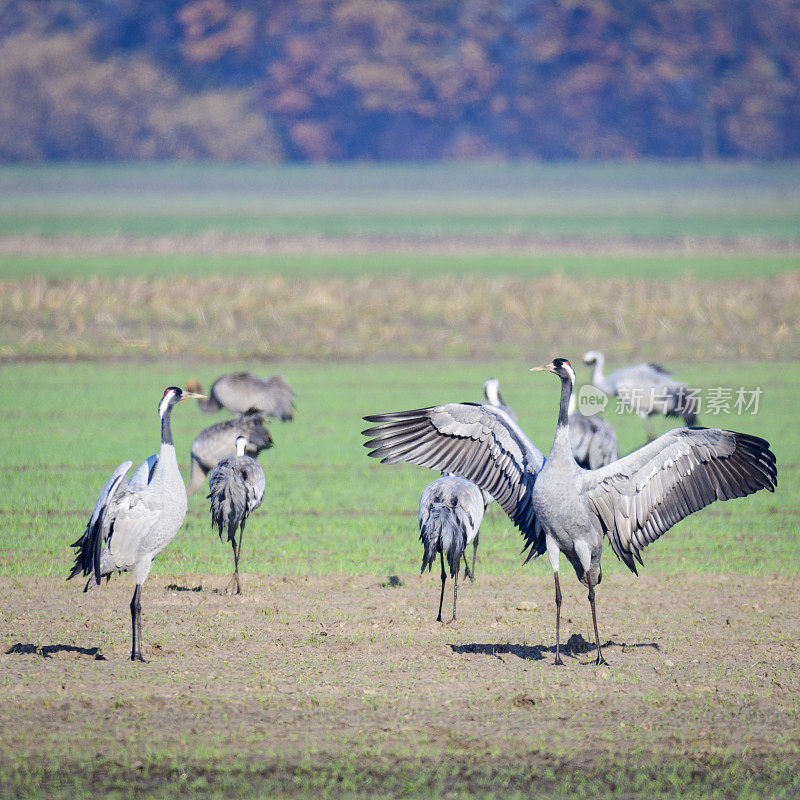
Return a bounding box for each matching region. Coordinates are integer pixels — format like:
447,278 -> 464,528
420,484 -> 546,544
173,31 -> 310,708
161,404 -> 174,446
547,375 -> 575,464
590,355 -> 605,387
557,374 -> 573,430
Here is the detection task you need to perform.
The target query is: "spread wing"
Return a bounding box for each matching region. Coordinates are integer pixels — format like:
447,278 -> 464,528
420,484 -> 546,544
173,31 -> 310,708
362,403 -> 545,545
582,427 -> 777,573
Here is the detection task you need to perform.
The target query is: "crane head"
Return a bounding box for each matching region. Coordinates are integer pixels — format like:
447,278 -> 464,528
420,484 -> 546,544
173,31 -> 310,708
158,386 -> 206,418
530,358 -> 576,386
583,350 -> 601,366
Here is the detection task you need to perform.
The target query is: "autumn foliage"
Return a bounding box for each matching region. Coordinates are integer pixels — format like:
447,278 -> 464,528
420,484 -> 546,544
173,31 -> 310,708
1,0 -> 798,161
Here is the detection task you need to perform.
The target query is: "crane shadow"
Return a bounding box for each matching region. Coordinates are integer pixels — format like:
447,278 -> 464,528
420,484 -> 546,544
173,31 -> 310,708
165,583 -> 202,592
6,642 -> 106,660
450,634 -> 659,662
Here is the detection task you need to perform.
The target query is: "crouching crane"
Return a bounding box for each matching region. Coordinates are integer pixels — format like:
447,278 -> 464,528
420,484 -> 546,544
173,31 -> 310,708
187,412 -> 273,497
68,386 -> 205,662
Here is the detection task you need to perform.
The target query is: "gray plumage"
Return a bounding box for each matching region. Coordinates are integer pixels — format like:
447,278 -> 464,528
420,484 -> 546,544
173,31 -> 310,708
362,358 -> 776,665
419,475 -> 486,622
583,351 -> 697,440
568,393 -> 618,470
187,373 -> 294,420
68,386 -> 204,662
187,412 -> 273,497
208,436 -> 266,595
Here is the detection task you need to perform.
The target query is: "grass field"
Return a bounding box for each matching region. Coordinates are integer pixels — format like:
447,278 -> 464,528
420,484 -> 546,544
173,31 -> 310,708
2,252 -> 799,280
1,162 -> 799,798
0,162 -> 798,240
0,359 -> 796,579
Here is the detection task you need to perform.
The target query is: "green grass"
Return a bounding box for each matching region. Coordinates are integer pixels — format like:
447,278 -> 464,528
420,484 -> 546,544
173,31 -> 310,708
2,253 -> 798,280
3,751 -> 799,800
0,162 -> 798,239
0,359 -> 796,579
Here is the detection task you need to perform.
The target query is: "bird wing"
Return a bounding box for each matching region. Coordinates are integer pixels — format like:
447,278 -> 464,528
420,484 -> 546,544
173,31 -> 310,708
107,490 -> 164,572
128,455 -> 158,492
68,460 -> 133,586
363,403 -> 544,538
581,428 -> 777,573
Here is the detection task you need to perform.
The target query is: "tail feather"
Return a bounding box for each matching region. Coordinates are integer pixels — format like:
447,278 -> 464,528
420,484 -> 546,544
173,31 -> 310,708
208,466 -> 248,542
671,385 -> 699,426
419,505 -> 466,578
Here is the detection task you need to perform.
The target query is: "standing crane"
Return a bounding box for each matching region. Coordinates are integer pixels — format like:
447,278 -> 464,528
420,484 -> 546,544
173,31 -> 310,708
186,373 -> 294,420
208,435 -> 266,595
583,351 -> 697,441
419,475 -> 486,622
362,359 -> 776,665
187,412 -> 273,496
68,386 -> 205,662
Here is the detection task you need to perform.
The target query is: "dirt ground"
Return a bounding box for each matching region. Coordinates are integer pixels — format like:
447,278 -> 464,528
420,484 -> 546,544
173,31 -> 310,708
2,572 -> 799,796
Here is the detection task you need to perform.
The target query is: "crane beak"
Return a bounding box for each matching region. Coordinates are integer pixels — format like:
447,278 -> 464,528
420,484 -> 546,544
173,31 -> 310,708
530,363 -> 555,373
181,391 -> 207,400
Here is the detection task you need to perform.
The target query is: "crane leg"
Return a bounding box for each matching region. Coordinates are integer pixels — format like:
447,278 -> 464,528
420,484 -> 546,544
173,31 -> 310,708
436,551 -> 446,623
586,575 -> 607,666
643,415 -> 656,443
553,572 -> 563,666
226,527 -> 244,595
461,553 -> 472,582
130,584 -> 145,662
448,563 -> 459,624
470,533 -> 479,582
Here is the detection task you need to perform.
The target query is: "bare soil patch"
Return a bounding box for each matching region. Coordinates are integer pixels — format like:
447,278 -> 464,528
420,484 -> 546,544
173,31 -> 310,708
1,574 -> 798,796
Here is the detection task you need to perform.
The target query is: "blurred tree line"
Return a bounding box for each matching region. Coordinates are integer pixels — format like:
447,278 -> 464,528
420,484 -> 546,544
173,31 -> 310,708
1,0 -> 798,162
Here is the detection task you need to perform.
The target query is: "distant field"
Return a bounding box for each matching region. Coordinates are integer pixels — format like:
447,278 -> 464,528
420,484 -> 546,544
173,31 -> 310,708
1,252 -> 798,280
0,162 -> 798,240
0,359 -> 795,580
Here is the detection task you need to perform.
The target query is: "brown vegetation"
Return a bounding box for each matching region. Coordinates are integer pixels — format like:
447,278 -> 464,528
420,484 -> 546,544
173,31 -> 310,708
1,1 -> 799,161
1,272 -> 797,362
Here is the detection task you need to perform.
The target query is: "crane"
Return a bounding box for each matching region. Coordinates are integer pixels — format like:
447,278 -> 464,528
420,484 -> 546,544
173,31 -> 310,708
186,373 -> 294,420
419,475 -> 486,622
68,386 -> 205,662
208,435 -> 266,595
187,412 -> 273,497
583,351 -> 697,441
362,360 -> 776,665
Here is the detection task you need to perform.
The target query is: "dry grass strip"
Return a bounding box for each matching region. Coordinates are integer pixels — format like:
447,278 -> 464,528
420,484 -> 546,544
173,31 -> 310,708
1,233 -> 798,257
1,273 -> 797,361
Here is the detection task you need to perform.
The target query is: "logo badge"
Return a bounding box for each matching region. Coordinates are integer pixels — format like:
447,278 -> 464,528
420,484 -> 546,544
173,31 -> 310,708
577,385 -> 608,416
